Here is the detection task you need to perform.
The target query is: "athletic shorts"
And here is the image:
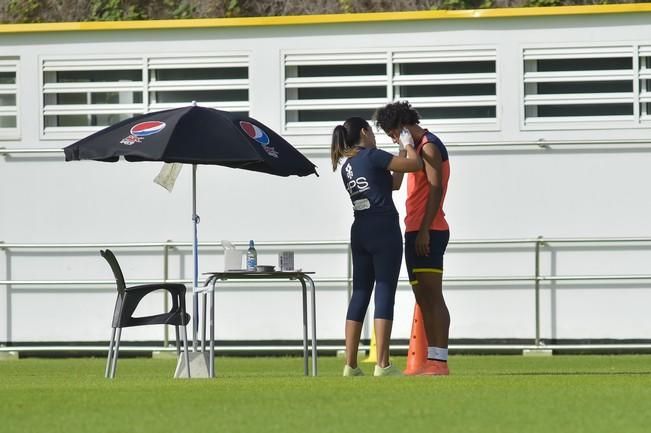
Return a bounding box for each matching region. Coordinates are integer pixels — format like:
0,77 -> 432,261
404,230 -> 450,285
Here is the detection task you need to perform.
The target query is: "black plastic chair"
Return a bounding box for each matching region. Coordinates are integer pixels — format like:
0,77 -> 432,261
101,249 -> 191,378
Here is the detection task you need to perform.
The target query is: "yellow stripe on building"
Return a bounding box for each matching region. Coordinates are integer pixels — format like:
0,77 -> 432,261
1,4 -> 650,34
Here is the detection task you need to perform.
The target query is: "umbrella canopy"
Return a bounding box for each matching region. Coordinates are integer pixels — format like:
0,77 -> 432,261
63,105 -> 317,177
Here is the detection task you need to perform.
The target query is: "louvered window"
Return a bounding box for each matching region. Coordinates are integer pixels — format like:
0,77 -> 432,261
393,49 -> 497,131
284,52 -> 388,129
640,46 -> 651,122
0,58 -> 18,137
42,54 -> 249,139
42,58 -> 145,138
523,46 -> 635,125
148,54 -> 249,115
283,48 -> 498,133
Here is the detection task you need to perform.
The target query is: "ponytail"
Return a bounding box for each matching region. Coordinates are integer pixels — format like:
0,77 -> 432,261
331,125 -> 348,171
330,117 -> 371,171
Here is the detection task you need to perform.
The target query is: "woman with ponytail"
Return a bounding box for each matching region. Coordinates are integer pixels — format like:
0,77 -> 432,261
331,117 -> 422,377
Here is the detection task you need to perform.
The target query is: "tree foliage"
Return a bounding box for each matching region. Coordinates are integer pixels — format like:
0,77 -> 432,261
0,0 -> 642,24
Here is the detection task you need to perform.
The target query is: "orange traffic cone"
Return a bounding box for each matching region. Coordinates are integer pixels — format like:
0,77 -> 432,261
403,304 -> 428,375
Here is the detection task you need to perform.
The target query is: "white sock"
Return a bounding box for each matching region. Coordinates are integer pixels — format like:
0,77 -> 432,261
427,346 -> 448,362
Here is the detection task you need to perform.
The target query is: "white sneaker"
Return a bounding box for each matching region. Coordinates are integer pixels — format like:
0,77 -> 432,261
373,363 -> 402,377
342,365 -> 364,376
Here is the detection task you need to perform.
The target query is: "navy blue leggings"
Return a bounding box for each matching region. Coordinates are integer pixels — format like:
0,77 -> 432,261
346,213 -> 402,322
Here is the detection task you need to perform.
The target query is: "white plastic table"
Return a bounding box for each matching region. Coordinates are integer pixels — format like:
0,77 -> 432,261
196,271 -> 318,377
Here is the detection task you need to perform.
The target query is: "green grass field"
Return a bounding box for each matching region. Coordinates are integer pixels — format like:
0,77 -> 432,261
1,355 -> 650,433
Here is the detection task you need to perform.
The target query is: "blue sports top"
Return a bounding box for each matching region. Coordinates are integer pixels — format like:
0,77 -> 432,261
341,147 -> 397,217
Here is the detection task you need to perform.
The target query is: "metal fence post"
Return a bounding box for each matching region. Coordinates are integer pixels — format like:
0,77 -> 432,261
534,236 -> 542,347
0,242 -> 10,346
163,242 -> 170,348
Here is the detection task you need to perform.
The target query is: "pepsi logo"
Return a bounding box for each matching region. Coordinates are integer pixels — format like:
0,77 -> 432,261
240,121 -> 270,146
130,121 -> 166,137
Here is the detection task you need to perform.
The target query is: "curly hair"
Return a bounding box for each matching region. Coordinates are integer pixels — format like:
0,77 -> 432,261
373,101 -> 420,133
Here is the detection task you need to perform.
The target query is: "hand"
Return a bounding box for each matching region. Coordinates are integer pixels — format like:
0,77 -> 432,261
399,128 -> 415,148
415,229 -> 430,257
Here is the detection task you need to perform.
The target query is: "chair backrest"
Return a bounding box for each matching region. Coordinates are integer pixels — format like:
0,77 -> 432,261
100,249 -> 127,294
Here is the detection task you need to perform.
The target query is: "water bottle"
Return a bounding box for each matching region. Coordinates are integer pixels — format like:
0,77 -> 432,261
246,240 -> 257,271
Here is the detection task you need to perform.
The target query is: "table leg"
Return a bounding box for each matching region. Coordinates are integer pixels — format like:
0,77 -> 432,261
300,278 -> 308,376
306,275 -> 318,377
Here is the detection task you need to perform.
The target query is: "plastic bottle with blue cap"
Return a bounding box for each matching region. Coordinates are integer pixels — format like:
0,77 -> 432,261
246,240 -> 257,271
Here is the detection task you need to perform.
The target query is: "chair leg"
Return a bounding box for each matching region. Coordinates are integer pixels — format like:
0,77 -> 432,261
175,326 -> 181,357
105,328 -> 116,379
180,325 -> 191,378
110,327 -> 122,379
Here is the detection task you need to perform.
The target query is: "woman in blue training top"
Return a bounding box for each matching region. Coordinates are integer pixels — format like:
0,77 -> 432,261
331,117 -> 422,377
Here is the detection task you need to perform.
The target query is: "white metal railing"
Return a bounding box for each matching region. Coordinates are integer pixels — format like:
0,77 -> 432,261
1,237 -> 651,354
3,136 -> 651,158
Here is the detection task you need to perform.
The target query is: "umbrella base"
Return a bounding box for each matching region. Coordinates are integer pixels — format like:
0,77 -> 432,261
174,351 -> 212,379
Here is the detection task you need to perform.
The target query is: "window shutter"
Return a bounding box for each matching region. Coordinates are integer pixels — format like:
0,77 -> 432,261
148,54 -> 249,113
523,46 -> 635,125
393,48 -> 497,131
0,58 -> 19,137
41,54 -> 250,139
283,51 -> 388,132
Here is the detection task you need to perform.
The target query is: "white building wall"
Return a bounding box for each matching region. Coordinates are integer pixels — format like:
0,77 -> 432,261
1,9 -> 650,344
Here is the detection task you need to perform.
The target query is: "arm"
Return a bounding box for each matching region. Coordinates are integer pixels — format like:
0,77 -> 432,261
415,142 -> 443,256
388,142 -> 423,190
391,148 -> 407,190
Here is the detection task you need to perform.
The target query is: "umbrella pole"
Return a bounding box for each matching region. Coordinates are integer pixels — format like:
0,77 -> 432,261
192,163 -> 199,352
